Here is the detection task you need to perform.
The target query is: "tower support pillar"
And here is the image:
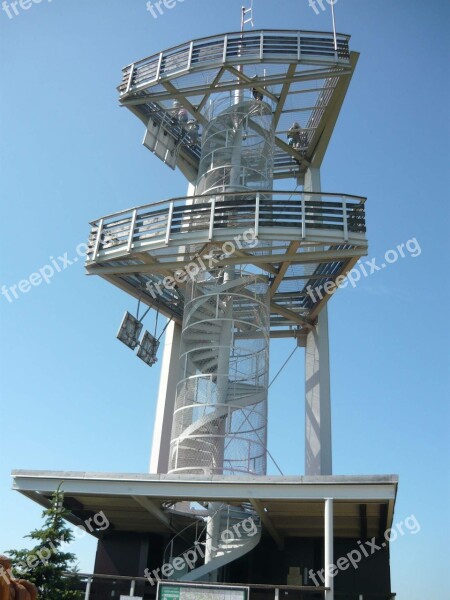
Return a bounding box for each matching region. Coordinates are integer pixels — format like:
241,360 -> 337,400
149,320 -> 182,474
305,311 -> 332,475
150,183 -> 195,474
304,167 -> 332,476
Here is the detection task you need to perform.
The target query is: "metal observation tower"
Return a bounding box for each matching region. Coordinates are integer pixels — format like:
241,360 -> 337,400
84,21 -> 372,588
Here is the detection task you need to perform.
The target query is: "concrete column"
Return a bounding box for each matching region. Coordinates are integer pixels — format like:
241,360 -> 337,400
149,183 -> 195,474
205,502 -> 222,580
324,498 -> 334,600
305,308 -> 332,475
149,320 -> 182,473
304,167 -> 332,476
303,166 -> 322,195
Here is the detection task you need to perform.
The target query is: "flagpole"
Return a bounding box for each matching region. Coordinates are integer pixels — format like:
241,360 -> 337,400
331,0 -> 338,52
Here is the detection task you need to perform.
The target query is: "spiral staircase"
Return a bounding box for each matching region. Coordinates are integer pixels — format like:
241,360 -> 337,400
169,273 -> 269,477
164,503 -> 262,582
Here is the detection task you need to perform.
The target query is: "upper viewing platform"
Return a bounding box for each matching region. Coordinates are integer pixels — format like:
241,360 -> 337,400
118,29 -> 358,182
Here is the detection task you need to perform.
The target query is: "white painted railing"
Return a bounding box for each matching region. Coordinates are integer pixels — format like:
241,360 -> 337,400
87,191 -> 366,263
119,29 -> 351,95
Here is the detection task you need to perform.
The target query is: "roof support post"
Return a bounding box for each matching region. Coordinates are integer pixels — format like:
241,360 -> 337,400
325,498 -> 334,600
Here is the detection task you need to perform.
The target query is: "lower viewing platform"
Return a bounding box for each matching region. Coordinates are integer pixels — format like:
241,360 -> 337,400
12,472 -> 396,600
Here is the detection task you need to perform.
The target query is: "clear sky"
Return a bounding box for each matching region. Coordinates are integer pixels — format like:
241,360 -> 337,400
1,0 -> 449,598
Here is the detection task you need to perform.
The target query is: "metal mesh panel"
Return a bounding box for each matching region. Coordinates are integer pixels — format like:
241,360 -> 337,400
169,270 -> 270,475
167,94 -> 274,476
196,98 -> 274,196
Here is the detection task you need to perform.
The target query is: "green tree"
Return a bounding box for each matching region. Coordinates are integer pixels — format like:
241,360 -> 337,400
6,485 -> 82,599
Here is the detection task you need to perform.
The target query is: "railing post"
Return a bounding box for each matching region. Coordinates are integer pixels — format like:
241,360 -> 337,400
301,196 -> 306,239
156,52 -> 163,81
93,219 -> 104,262
127,209 -> 138,253
130,580 -> 136,596
274,589 -> 279,600
255,192 -> 260,238
208,197 -> 216,241
125,64 -> 135,94
342,200 -> 348,241
188,41 -> 194,70
223,35 -> 228,63
165,202 -> 174,245
84,577 -> 92,600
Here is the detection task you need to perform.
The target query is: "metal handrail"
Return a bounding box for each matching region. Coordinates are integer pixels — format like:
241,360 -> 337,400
89,190 -> 366,225
87,191 -> 366,263
69,573 -> 395,600
119,29 -> 351,95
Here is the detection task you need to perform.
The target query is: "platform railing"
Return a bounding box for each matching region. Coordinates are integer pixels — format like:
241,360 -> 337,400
119,29 -> 351,95
67,573 -> 395,600
87,191 -> 366,263
69,573 -> 329,599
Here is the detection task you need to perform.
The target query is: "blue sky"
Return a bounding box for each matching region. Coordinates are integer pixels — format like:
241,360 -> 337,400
0,0 -> 449,597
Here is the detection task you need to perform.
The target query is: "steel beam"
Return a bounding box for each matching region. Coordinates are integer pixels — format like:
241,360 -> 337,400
250,498 -> 284,550
86,248 -> 366,276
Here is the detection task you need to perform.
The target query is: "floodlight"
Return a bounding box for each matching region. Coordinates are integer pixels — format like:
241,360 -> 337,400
143,119 -> 179,170
116,312 -> 143,350
136,331 -> 160,367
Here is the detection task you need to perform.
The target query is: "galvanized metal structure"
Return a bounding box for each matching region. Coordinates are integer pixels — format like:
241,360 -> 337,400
84,25 -> 368,590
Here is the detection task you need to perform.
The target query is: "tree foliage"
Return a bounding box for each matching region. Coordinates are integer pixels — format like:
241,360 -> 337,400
6,485 -> 82,599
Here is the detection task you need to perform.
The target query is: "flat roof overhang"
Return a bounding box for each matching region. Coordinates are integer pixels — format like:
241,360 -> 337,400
12,471 -> 398,545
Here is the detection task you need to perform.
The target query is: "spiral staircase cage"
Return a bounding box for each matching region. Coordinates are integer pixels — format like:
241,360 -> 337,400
168,269 -> 270,476
196,98 -> 274,197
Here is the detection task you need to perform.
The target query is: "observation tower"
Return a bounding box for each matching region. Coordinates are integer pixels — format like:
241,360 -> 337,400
13,10 -> 398,600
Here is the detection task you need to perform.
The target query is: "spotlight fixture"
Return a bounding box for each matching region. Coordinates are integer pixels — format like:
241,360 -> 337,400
137,331 -> 160,367
116,312 -> 143,350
